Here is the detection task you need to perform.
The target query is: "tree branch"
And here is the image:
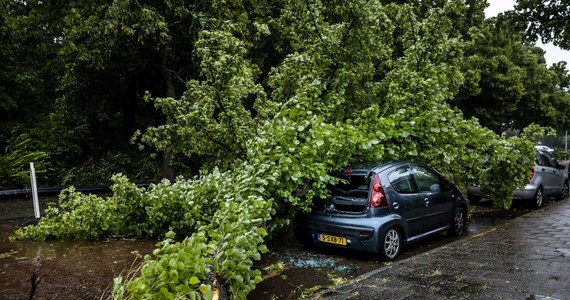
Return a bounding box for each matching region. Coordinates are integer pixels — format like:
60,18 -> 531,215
187,120 -> 247,160
323,17 -> 356,95
306,0 -> 325,44
214,55 -> 250,161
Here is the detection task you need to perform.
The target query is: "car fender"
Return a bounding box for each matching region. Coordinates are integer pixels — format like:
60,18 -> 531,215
376,214 -> 408,245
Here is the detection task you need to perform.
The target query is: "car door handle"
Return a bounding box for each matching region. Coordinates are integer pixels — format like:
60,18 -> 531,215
542,168 -> 546,172
424,198 -> 430,206
393,202 -> 399,209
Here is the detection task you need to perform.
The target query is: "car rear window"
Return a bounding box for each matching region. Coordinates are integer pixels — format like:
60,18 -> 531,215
330,175 -> 370,198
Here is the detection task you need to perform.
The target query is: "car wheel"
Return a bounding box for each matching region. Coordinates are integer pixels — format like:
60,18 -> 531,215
448,207 -> 466,236
532,187 -> 543,208
557,180 -> 569,200
378,227 -> 401,261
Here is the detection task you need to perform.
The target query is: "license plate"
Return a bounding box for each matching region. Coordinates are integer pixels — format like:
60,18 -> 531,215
318,233 -> 347,246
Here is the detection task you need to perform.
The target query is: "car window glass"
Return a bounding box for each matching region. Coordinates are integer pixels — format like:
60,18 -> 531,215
388,166 -> 416,193
549,158 -> 559,168
535,153 -> 545,166
543,152 -> 559,168
413,166 -> 441,192
537,153 -> 553,167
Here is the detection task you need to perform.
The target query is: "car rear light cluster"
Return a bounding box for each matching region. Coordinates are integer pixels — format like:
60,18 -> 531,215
370,174 -> 387,208
530,167 -> 535,180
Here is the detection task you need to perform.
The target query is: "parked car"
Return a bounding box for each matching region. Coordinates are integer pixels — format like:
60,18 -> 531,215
467,150 -> 569,208
294,161 -> 468,261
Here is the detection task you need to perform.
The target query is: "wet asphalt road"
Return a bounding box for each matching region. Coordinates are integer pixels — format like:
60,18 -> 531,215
315,198 -> 570,299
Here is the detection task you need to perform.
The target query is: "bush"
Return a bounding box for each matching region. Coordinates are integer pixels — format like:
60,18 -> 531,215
61,151 -> 160,186
0,134 -> 48,189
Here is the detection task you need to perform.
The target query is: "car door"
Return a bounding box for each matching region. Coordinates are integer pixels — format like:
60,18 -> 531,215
411,165 -> 454,231
535,152 -> 552,194
543,152 -> 566,196
386,165 -> 425,237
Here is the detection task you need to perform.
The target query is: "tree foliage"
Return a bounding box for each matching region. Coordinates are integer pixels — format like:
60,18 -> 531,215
13,1 -> 549,299
0,134 -> 48,188
515,0 -> 570,50
453,16 -> 570,134
1,0 -> 568,190
0,0 -> 63,183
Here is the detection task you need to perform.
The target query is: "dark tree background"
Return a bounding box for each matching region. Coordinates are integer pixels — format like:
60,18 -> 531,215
1,0 -> 569,189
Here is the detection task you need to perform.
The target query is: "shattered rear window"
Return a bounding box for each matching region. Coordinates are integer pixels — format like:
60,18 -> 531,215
330,175 -> 370,198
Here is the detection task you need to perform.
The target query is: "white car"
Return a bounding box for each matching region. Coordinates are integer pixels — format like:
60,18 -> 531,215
535,145 -> 555,153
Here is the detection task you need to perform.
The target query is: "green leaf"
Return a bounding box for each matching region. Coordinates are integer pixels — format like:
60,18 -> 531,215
189,276 -> 201,285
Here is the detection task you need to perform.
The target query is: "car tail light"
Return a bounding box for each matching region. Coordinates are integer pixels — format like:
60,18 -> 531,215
530,168 -> 535,180
370,174 -> 387,208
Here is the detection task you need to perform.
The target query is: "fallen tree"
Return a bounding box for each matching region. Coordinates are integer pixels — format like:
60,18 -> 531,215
13,1 -> 544,299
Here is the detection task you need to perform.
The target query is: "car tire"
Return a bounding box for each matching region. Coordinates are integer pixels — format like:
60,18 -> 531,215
556,180 -> 569,200
378,227 -> 401,261
448,207 -> 466,236
532,186 -> 543,208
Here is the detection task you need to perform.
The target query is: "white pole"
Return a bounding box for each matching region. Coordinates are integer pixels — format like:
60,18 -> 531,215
30,162 -> 40,219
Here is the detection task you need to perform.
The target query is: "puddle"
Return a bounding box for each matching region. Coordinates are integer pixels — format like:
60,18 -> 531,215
0,220 -> 157,300
468,216 -> 508,234
0,197 -> 53,221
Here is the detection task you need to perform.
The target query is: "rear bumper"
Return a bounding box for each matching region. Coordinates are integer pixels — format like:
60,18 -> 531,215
512,187 -> 537,200
467,185 -> 537,201
294,211 -> 392,254
296,221 -> 377,253
466,186 -> 481,197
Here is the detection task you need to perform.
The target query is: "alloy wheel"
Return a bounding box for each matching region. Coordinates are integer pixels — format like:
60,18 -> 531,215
453,209 -> 465,235
534,188 -> 543,208
384,228 -> 400,260
562,182 -> 569,200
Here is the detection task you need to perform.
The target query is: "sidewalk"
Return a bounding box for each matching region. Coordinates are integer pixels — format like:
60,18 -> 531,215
316,199 -> 570,299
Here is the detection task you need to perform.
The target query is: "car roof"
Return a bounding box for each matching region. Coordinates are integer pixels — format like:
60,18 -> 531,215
537,149 -> 554,156
336,161 -> 412,175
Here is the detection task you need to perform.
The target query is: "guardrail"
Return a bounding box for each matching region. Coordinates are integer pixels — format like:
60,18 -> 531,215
0,183 -> 153,201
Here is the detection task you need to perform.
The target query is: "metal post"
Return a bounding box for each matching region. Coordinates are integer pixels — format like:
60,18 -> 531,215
30,162 -> 40,219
